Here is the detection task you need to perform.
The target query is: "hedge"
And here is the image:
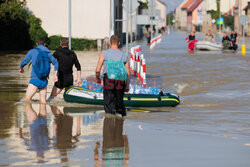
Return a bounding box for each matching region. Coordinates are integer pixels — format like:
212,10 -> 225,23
47,35 -> 97,51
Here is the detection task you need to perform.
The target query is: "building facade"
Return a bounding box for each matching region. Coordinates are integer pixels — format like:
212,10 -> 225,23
25,0 -> 125,41
155,0 -> 167,28
175,0 -> 189,30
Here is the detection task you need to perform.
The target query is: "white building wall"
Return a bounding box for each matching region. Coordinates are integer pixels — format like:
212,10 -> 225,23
122,0 -> 136,34
25,0 -> 110,39
175,0 -> 188,30
155,0 -> 167,28
220,0 -> 235,14
203,0 -> 217,11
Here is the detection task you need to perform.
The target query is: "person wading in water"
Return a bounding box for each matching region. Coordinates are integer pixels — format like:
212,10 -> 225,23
95,35 -> 130,117
20,38 -> 58,104
48,37 -> 81,100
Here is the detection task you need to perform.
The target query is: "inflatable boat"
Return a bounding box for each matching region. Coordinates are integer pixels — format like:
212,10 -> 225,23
64,86 -> 180,107
196,41 -> 222,51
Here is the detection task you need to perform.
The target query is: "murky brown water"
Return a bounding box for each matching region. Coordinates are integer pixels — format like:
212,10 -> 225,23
0,32 -> 250,166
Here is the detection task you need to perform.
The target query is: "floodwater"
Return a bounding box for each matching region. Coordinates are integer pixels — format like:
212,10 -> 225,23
0,31 -> 250,166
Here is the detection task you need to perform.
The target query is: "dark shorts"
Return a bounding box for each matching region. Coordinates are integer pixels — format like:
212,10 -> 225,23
55,74 -> 73,89
29,79 -> 48,89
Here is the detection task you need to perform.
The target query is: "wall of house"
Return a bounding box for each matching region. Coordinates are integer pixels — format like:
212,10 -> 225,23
203,0 -> 217,11
180,9 -> 188,30
220,0 -> 235,14
175,0 -> 189,30
192,2 -> 203,26
25,0 -> 111,39
247,3 -> 250,35
122,0 -> 136,37
155,0 -> 167,28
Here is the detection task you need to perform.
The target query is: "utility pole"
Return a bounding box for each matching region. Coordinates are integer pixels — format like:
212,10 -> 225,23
135,9 -> 137,41
219,0 -> 221,34
237,0 -> 240,32
150,0 -> 154,39
68,0 -> 72,50
238,0 -> 241,35
126,0 -> 129,57
130,0 -> 133,43
110,0 -> 115,37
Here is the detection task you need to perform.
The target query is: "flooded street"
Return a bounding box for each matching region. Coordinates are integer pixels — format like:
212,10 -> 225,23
0,31 -> 250,166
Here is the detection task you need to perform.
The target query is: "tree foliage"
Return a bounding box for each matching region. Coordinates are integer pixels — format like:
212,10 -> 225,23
209,0 -> 220,20
167,13 -> 174,26
138,0 -> 148,9
0,0 -> 47,50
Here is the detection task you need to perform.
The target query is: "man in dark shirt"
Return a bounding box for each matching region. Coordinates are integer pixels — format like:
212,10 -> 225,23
230,30 -> 238,50
48,38 -> 81,99
222,32 -> 231,50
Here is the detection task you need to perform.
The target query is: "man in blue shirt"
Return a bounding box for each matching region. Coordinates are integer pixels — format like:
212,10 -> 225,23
20,38 -> 59,104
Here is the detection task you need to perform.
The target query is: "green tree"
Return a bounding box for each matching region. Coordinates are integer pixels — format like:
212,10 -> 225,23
0,0 -> 47,50
26,14 -> 48,46
166,13 -> 174,26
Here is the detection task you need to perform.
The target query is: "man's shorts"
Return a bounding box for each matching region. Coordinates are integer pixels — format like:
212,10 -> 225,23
29,79 -> 48,89
55,74 -> 73,89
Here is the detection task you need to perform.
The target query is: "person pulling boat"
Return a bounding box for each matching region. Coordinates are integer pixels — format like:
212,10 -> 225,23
95,35 -> 130,117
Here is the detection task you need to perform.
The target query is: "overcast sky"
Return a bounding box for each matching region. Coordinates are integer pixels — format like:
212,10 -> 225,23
161,0 -> 184,13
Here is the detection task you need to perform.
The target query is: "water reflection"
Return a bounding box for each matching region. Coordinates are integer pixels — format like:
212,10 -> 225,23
50,106 -> 80,163
95,117 -> 129,167
22,104 -> 81,164
24,103 -> 49,163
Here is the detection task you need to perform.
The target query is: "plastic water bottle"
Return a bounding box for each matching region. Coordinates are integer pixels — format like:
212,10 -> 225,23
81,80 -> 88,89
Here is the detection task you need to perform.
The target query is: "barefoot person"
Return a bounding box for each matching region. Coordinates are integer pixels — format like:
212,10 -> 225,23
20,38 -> 59,104
49,37 -> 81,99
95,35 -> 130,117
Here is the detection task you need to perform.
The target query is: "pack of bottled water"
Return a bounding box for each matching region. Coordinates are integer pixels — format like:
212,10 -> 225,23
128,84 -> 161,95
81,80 -> 103,92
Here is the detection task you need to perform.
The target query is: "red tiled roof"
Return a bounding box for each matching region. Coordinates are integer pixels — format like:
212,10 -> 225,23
181,0 -> 195,9
187,0 -> 202,12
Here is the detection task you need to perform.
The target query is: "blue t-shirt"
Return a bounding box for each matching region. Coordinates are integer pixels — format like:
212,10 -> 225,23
20,45 -> 59,80
102,49 -> 127,74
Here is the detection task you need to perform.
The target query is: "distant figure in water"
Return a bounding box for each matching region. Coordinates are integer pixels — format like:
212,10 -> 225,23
146,27 -> 152,45
203,30 -> 217,44
186,31 -> 197,51
221,32 -> 231,50
229,30 -> 238,51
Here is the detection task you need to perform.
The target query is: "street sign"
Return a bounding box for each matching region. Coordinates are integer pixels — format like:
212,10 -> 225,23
123,0 -> 140,12
135,15 -> 150,25
217,17 -> 224,25
239,15 -> 249,26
